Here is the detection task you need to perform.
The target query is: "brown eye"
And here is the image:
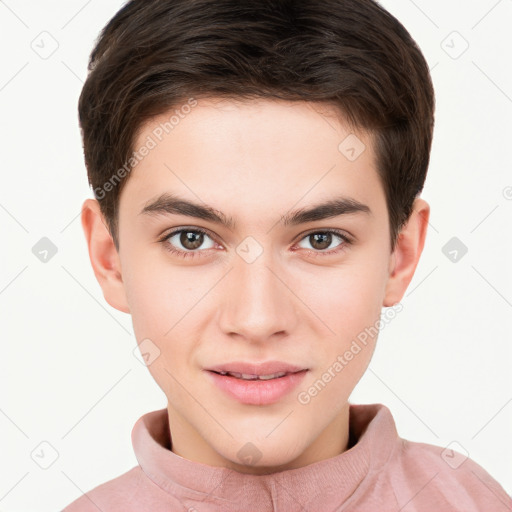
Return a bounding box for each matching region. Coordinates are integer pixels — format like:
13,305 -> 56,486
163,228 -> 216,256
308,232 -> 332,251
296,230 -> 351,255
179,230 -> 204,250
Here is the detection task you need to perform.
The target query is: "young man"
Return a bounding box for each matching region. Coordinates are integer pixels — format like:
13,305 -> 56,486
63,0 -> 511,510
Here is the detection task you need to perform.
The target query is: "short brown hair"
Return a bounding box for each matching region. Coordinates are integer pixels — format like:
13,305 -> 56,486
78,0 -> 435,252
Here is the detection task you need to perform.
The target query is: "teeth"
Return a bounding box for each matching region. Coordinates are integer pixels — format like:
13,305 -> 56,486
257,372 -> 287,380
218,371 -> 288,380
240,373 -> 259,380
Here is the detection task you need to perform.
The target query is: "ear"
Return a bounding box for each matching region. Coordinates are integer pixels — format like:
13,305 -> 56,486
383,197 -> 430,307
81,198 -> 130,314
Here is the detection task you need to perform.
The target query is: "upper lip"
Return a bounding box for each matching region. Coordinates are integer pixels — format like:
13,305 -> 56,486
205,361 -> 307,376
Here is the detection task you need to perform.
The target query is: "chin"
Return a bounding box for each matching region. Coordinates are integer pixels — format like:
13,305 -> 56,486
226,455 -> 301,475
215,437 -> 306,474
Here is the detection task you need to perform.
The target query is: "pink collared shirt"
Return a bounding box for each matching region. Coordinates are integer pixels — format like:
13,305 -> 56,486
62,403 -> 512,511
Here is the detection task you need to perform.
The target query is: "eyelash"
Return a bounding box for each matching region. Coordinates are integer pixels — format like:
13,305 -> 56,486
158,227 -> 353,260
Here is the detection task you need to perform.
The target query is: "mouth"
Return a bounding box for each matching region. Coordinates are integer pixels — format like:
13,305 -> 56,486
205,360 -> 307,376
210,370 -> 294,381
204,362 -> 309,405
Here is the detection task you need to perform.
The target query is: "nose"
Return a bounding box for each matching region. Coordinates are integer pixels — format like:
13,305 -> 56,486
217,249 -> 299,344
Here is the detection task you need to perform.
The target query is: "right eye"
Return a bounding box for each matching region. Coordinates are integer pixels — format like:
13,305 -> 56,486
159,227 -> 218,259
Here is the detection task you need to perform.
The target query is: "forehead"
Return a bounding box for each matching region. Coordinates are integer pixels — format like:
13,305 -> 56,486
121,98 -> 385,223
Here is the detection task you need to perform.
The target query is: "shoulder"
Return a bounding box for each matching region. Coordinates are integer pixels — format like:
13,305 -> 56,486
382,438 -> 512,511
60,466 -> 147,511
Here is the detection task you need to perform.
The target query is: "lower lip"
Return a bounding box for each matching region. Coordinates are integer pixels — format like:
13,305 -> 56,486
206,370 -> 308,405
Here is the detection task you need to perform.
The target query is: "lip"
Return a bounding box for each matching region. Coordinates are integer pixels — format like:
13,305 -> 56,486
205,361 -> 307,375
204,361 -> 308,406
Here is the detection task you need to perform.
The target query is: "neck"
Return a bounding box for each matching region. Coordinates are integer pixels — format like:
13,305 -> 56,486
167,401 -> 351,475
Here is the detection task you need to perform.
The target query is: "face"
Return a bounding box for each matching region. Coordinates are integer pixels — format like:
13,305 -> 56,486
95,98 -> 421,474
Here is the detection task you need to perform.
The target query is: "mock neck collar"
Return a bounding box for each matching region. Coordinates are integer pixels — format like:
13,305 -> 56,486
131,403 -> 399,510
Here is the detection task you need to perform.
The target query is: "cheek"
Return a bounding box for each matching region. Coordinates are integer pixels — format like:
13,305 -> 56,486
301,279 -> 381,410
298,256 -> 387,391
124,267 -> 194,393
297,262 -> 385,336
122,248 -> 189,336
122,256 -> 204,372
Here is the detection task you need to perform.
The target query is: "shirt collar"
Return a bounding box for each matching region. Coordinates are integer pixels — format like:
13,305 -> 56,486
132,402 -> 399,509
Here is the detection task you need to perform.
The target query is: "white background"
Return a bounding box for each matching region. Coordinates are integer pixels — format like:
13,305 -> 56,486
0,0 -> 511,510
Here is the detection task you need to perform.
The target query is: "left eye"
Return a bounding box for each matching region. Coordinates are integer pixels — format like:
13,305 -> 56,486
297,231 -> 347,252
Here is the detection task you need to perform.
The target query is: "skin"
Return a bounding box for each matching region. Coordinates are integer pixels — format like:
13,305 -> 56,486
82,98 -> 429,475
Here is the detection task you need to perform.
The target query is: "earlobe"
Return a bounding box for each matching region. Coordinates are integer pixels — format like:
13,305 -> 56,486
81,198 -> 130,314
383,198 -> 430,307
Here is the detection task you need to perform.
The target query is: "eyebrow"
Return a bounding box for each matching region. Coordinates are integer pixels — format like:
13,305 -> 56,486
139,192 -> 371,230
